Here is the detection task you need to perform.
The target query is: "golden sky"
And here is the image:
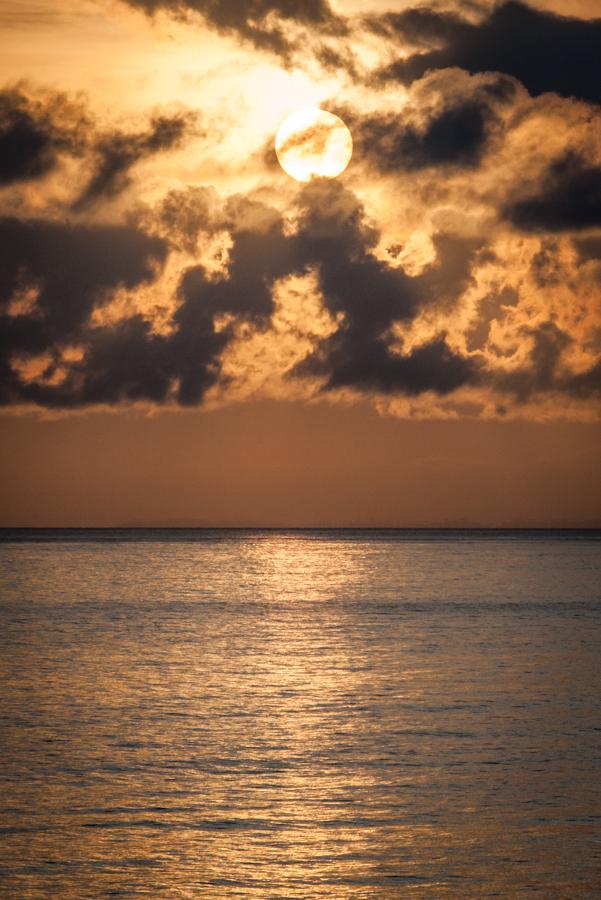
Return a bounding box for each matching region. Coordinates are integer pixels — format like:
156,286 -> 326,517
0,0 -> 600,525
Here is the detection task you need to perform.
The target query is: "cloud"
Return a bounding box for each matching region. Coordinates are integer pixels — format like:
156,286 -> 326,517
1,180 -> 484,408
325,68 -> 519,187
0,193 -> 296,407
566,359 -> 601,398
120,0 -> 345,58
1,4 -> 600,423
301,329 -> 478,395
74,112 -> 195,209
575,236 -> 601,265
1,174 -> 600,417
0,86 -> 85,185
158,185 -> 222,254
0,218 -> 167,405
172,197 -> 296,403
0,82 -> 197,208
289,180 -> 482,395
375,1 -> 601,105
504,153 -> 601,232
353,88 -> 509,173
488,320 -> 601,404
490,321 -> 571,400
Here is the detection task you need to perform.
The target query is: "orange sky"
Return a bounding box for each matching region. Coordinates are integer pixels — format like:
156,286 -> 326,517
2,402 -> 600,527
0,0 -> 600,525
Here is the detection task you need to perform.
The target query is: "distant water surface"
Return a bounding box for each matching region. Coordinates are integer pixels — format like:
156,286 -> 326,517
1,529 -> 600,898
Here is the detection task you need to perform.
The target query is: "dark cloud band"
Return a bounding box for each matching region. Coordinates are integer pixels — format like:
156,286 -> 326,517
74,112 -> 195,209
120,0 -> 344,57
5,179 -> 598,412
375,2 -> 601,105
0,85 -> 196,205
0,87 -> 86,185
505,154 -> 601,232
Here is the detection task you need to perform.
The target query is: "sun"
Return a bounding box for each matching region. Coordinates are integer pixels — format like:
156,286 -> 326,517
275,108 -> 353,182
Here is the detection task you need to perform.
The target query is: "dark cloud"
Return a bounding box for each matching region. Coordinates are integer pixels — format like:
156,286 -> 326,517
289,184 -> 601,405
489,321 -> 601,402
0,84 -> 197,206
121,0 -> 344,57
26,316 -> 178,408
158,185 -> 222,253
0,196 -> 295,407
355,100 -> 493,173
0,218 -> 166,335
505,154 -> 601,232
179,194 -> 296,318
0,87 -> 84,185
337,73 -> 515,174
466,287 -> 518,351
174,198 -> 296,403
291,181 -> 482,395
2,180 -> 600,411
528,322 -> 572,388
0,182 -> 484,407
575,236 -> 601,264
566,359 -> 601,398
375,2 -> 601,105
300,328 -> 477,396
0,218 -> 167,405
74,113 -> 194,209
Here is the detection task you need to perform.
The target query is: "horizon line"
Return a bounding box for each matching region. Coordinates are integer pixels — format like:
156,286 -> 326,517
2,525 -> 601,532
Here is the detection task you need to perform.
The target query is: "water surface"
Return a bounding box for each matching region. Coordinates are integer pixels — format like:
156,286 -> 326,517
1,529 -> 600,897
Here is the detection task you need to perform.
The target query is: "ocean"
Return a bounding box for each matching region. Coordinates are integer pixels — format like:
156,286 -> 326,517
1,529 -> 600,897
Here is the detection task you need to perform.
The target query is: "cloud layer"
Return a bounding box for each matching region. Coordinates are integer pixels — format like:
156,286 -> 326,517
1,1 -> 600,420
0,86 -> 86,186
374,1 -> 601,105
121,0 -> 344,57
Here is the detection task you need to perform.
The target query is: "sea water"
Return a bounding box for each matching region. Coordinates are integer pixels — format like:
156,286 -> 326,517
1,529 -> 600,897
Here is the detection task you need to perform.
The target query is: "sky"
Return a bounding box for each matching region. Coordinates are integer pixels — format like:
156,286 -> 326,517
0,0 -> 600,526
